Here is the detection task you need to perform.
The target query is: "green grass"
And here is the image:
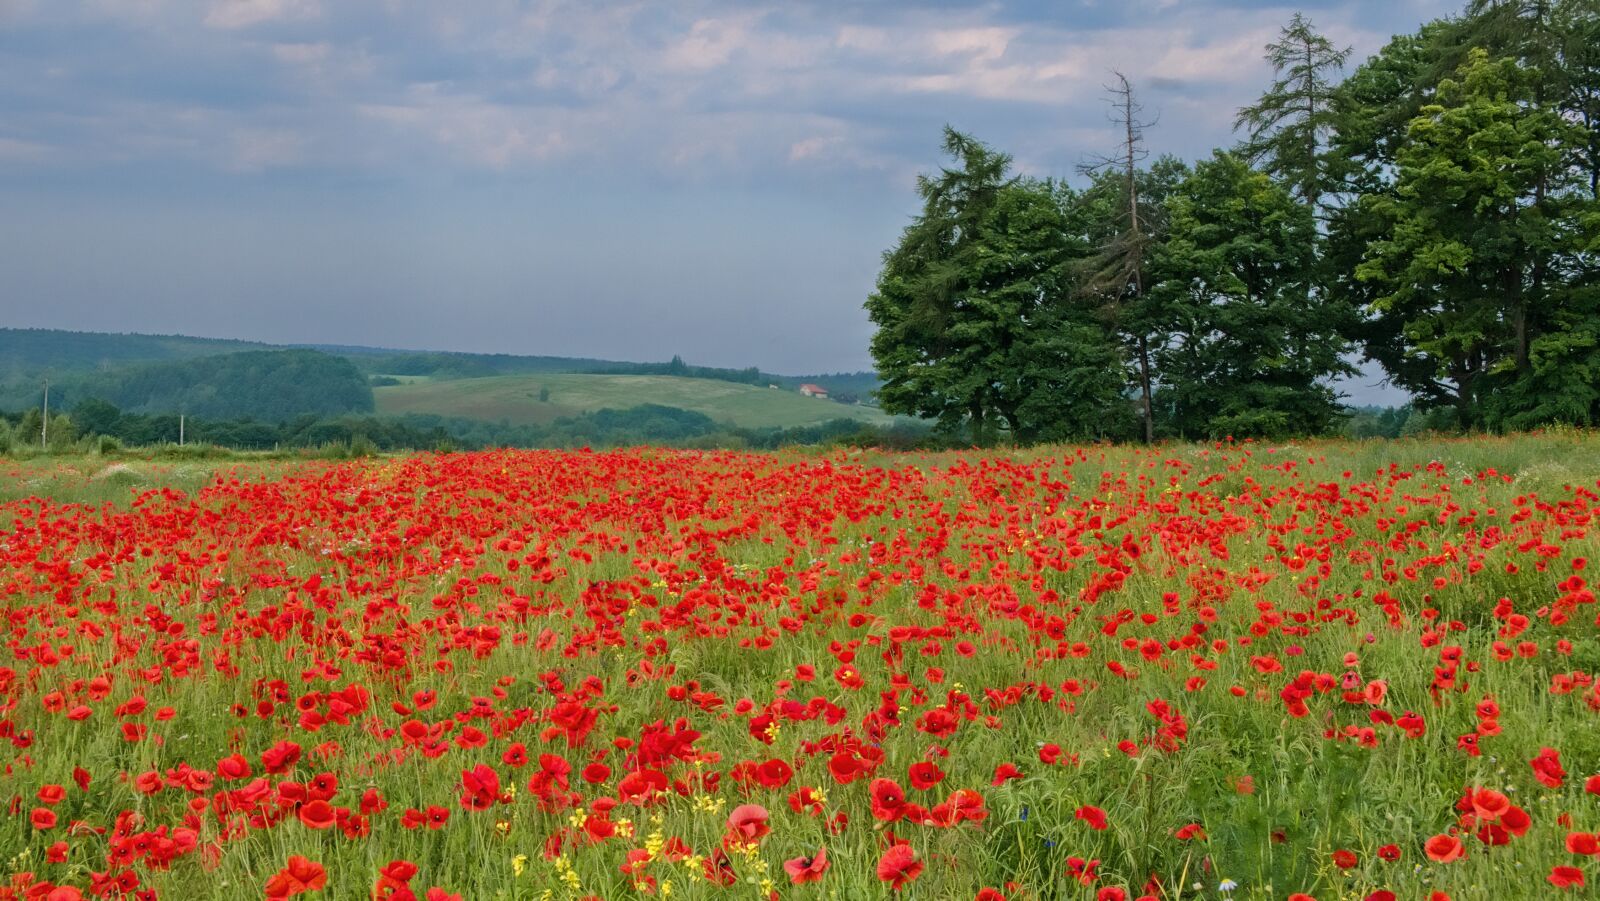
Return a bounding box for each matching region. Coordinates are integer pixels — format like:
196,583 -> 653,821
7,434 -> 1600,899
374,373 -> 904,429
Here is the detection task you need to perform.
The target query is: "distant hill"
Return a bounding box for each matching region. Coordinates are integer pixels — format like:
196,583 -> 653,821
0,329 -> 272,373
5,349 -> 370,422
0,328 -> 885,424
80,350 -> 373,420
374,373 -> 898,430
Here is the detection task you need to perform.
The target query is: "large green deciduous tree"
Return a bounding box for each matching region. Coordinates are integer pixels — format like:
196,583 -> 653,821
1356,49 -> 1591,427
1151,152 -> 1353,438
866,128 -> 1132,444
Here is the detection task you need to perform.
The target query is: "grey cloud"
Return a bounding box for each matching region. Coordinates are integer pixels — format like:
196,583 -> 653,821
0,0 -> 1460,383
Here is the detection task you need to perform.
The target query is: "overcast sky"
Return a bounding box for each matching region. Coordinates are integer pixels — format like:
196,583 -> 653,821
1,0 -> 1455,398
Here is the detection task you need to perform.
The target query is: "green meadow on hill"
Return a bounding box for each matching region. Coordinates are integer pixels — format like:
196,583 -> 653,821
373,373 -> 901,430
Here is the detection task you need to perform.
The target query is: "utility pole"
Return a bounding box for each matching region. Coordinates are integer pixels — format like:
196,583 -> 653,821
41,378 -> 48,448
179,414 -> 185,446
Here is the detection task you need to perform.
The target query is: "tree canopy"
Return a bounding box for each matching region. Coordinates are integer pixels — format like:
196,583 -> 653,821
868,0 -> 1600,443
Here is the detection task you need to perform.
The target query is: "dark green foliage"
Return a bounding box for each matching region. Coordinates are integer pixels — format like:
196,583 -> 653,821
74,350 -> 374,421
1355,49 -> 1595,428
1235,13 -> 1352,211
867,128 -> 1133,444
582,359 -> 786,388
0,328 -> 270,371
1150,152 -> 1354,438
332,349 -> 615,379
4,401 -> 930,453
786,373 -> 882,398
1328,1 -> 1600,432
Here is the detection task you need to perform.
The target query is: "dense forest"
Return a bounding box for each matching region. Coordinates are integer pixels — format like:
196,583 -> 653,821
2,348 -> 374,421
0,328 -> 271,371
71,350 -> 375,420
0,401 -> 924,454
868,0 -> 1600,442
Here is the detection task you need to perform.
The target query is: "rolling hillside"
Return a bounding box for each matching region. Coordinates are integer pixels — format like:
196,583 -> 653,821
375,374 -> 899,430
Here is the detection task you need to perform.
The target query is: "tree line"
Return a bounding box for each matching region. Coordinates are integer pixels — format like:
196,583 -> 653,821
0,401 -> 929,455
2,350 -> 375,422
867,0 -> 1600,443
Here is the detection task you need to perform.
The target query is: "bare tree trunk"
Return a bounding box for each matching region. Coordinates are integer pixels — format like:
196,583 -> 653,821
1138,335 -> 1155,444
1116,72 -> 1153,444
1304,36 -> 1319,210
1082,72 -> 1155,442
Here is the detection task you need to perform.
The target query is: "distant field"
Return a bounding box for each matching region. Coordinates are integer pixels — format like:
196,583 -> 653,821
373,372 -> 901,429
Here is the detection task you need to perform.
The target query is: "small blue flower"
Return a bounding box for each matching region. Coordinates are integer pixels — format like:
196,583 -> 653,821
1019,805 -> 1030,822
1043,839 -> 1055,849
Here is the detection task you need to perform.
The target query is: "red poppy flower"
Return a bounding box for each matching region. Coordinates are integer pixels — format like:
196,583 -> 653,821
297,800 -> 336,830
702,849 -> 737,887
991,763 -> 1023,786
755,759 -> 793,789
1424,834 -> 1465,863
909,761 -> 945,790
783,847 -> 829,884
1075,805 -> 1109,831
1332,849 -> 1357,869
1549,865 -> 1585,889
1469,788 -> 1510,821
265,856 -> 326,898
877,844 -> 923,890
502,743 -> 529,768
1531,747 -> 1567,789
1500,804 -> 1531,837
870,778 -> 907,822
725,804 -> 770,846
216,753 -> 252,781
459,764 -> 501,810
789,786 -> 825,816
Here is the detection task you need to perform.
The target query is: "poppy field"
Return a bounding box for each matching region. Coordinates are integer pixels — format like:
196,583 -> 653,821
3,438 -> 1600,900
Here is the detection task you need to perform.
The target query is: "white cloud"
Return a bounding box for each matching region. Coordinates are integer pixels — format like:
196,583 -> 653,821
0,0 -> 34,22
0,137 -> 49,161
0,0 -> 1449,184
927,27 -> 1016,63
204,0 -> 320,30
80,0 -> 172,21
1149,27 -> 1281,84
360,84 -> 568,169
660,16 -> 756,71
228,127 -> 304,170
271,41 -> 331,65
788,134 -> 841,162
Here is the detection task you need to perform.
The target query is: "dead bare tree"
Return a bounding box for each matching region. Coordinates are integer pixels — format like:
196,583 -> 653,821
1078,71 -> 1158,443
